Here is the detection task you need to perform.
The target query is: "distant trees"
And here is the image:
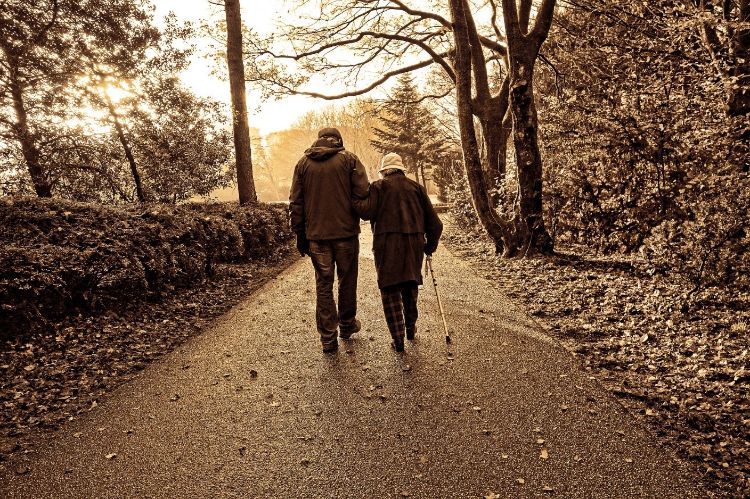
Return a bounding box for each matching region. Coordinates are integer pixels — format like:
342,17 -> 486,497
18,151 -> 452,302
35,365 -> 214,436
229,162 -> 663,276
252,99 -> 383,201
370,75 -> 447,187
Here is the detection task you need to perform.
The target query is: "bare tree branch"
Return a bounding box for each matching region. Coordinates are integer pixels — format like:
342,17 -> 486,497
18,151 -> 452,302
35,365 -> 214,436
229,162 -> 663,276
248,55 -> 448,100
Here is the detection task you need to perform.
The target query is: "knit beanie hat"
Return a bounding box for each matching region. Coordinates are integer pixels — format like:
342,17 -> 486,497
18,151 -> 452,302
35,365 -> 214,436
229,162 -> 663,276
378,152 -> 406,172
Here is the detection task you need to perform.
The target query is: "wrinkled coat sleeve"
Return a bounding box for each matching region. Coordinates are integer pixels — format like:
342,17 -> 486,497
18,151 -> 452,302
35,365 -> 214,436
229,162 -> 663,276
289,158 -> 306,236
352,182 -> 379,221
422,187 -> 443,255
351,154 -> 370,199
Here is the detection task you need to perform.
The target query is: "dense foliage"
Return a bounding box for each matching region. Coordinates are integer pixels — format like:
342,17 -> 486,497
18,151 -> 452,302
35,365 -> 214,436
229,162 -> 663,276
0,198 -> 293,338
537,0 -> 750,298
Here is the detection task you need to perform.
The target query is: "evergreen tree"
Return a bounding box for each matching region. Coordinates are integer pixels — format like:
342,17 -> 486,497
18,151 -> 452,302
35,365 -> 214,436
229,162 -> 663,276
370,75 -> 446,187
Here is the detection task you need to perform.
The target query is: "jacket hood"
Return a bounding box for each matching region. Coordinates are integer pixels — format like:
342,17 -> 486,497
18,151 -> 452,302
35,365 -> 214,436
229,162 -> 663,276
305,137 -> 345,161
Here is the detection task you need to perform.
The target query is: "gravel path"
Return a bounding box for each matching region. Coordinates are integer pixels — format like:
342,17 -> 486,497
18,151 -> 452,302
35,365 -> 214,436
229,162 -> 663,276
1,227 -> 703,498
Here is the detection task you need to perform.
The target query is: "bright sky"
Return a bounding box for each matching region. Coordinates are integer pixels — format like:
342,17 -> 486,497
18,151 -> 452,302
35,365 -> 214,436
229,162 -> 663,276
151,0 -> 350,136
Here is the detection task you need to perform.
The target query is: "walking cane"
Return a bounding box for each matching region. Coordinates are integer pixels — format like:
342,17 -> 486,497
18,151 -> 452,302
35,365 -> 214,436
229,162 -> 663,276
426,255 -> 451,344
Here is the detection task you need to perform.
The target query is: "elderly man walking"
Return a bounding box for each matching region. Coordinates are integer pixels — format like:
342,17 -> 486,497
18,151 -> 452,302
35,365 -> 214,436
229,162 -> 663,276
290,127 -> 370,353
354,153 -> 443,352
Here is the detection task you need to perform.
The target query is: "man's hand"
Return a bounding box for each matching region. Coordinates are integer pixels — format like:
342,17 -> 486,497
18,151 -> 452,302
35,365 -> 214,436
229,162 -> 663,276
296,234 -> 310,256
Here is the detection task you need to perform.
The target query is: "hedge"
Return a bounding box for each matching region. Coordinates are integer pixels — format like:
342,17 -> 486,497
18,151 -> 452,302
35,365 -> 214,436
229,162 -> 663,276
0,198 -> 293,337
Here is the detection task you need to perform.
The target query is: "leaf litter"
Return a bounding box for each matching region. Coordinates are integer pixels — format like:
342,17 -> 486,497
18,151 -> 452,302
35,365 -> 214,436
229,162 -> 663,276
446,222 -> 750,497
0,248 -> 297,465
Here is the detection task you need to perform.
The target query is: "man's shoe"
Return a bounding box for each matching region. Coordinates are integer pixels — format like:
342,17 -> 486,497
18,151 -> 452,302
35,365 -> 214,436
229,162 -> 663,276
322,341 -> 339,354
392,336 -> 405,352
339,319 -> 362,340
406,325 -> 417,341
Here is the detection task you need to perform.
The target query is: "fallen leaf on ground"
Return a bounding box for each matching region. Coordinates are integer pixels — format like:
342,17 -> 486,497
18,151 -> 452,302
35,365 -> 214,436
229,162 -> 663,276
105,453 -> 117,460
516,478 -> 525,485
540,449 -> 549,460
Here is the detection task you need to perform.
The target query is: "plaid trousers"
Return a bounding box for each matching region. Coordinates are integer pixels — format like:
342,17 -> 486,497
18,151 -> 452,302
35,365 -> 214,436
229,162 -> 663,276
380,282 -> 419,339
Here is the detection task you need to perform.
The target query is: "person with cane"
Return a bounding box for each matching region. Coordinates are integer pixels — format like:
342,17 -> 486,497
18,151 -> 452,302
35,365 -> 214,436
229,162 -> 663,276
353,153 -> 443,352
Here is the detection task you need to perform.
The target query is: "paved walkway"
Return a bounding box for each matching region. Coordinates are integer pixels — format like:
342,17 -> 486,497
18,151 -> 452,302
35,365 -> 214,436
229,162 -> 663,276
2,228 -> 702,498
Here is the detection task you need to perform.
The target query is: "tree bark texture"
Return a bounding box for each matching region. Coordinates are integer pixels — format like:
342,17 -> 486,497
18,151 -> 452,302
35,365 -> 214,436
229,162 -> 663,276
224,0 -> 257,205
477,81 -> 511,193
502,0 -> 556,255
6,53 -> 52,198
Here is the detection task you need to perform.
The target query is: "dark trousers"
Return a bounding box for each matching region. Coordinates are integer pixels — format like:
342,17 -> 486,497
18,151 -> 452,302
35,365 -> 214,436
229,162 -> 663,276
308,236 -> 359,345
380,282 -> 419,340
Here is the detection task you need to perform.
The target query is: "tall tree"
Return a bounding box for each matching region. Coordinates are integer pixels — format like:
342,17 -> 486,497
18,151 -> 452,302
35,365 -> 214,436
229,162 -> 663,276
370,75 -> 447,187
223,0 -> 257,205
81,14 -> 191,203
501,0 -> 556,253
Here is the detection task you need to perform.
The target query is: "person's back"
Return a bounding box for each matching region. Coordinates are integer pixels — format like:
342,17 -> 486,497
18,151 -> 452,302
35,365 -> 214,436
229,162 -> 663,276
369,173 -> 430,238
292,139 -> 365,240
353,153 -> 442,352
289,127 -> 369,353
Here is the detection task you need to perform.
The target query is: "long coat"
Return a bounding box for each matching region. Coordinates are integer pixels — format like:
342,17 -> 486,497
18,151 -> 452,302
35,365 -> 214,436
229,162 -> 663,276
354,171 -> 443,289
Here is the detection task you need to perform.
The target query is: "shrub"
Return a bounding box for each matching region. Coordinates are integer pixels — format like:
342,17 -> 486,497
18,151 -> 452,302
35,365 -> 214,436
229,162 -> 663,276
643,171 -> 750,300
0,198 -> 293,338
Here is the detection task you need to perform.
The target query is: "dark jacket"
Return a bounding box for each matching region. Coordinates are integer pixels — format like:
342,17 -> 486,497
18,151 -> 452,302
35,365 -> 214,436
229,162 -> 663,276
354,171 -> 443,288
289,138 -> 370,241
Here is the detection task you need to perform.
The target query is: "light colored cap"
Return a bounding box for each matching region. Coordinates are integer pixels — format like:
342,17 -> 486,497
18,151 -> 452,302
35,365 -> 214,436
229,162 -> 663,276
378,152 -> 406,172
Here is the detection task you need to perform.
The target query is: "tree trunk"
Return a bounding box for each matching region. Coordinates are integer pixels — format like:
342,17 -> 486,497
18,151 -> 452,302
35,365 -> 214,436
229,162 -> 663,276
6,55 -> 52,197
449,0 -> 515,254
477,84 -> 511,203
105,93 -> 146,203
502,0 -> 556,255
508,62 -> 553,254
224,0 -> 257,205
